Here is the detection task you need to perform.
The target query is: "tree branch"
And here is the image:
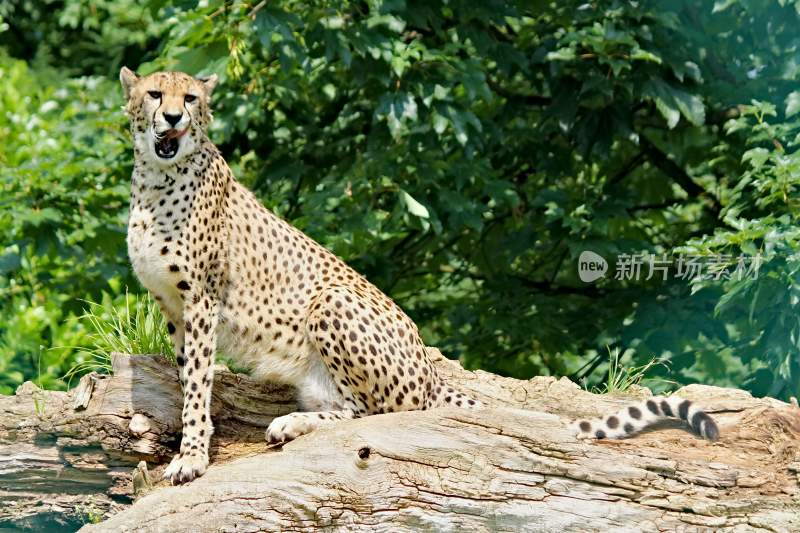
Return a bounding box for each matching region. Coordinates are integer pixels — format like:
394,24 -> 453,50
514,276 -> 607,297
639,135 -> 707,199
609,151 -> 647,186
487,77 -> 552,107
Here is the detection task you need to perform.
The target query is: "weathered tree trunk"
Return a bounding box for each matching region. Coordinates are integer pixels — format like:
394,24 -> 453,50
1,350 -> 799,532
0,353 -> 296,530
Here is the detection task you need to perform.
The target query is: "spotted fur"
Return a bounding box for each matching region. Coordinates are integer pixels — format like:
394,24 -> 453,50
120,68 -> 479,484
572,395 -> 719,441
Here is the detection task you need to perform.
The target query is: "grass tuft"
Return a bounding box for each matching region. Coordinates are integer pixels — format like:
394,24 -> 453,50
63,291 -> 173,384
590,346 -> 667,395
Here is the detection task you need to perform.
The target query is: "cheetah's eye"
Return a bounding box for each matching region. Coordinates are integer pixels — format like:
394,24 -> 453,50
184,94 -> 197,103
147,91 -> 162,99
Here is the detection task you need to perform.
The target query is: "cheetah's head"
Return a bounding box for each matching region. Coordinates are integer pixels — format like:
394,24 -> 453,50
119,67 -> 218,166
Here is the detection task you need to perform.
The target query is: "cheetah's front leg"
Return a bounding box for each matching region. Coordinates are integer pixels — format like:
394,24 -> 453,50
157,305 -> 187,388
163,294 -> 218,484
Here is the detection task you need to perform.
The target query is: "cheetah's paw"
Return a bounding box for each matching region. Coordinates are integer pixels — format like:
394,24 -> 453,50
163,452 -> 208,484
266,413 -> 316,444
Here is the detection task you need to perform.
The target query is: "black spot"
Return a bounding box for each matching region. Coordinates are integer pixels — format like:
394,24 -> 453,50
169,264 -> 180,272
691,411 -> 719,440
660,400 -> 673,417
177,280 -> 190,291
678,400 -> 692,420
579,421 -> 591,432
628,406 -> 642,420
623,423 -> 634,434
357,447 -> 370,460
595,430 -> 606,439
167,322 -> 176,334
646,400 -> 659,415
606,416 -> 619,429
176,356 -> 186,366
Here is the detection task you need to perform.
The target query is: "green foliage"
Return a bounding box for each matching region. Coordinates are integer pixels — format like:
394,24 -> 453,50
0,296 -> 89,394
0,0 -> 167,76
677,100 -> 800,398
2,0 -> 800,399
0,51 -> 137,392
76,504 -> 105,525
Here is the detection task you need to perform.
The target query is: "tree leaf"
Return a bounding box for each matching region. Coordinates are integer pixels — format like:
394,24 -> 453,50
786,91 -> 800,117
742,147 -> 770,169
400,190 -> 429,219
644,79 -> 705,129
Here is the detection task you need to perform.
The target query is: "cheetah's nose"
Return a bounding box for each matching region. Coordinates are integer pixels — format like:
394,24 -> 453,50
163,112 -> 183,127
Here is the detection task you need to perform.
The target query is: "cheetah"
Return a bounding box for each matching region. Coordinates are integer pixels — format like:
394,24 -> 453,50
119,68 -> 719,484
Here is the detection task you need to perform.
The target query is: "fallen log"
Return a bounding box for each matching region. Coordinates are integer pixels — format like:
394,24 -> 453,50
0,353 -> 296,530
0,350 -> 798,531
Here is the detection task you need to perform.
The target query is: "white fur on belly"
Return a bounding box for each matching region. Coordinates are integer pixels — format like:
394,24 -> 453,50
216,317 -> 345,412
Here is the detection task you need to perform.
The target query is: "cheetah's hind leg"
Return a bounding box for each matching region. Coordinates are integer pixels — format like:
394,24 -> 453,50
266,409 -> 355,444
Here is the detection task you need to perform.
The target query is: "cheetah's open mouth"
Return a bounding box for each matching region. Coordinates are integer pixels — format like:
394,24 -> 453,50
154,127 -> 188,159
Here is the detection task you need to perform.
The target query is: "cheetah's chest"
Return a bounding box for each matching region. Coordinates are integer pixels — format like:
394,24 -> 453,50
127,205 -> 183,317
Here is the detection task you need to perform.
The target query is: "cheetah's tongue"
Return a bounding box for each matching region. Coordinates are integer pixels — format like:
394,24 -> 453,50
164,126 -> 190,140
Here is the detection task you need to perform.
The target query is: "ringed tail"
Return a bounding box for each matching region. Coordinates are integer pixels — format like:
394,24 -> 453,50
572,395 -> 719,441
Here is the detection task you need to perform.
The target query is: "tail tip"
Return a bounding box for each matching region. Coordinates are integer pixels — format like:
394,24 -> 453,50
690,410 -> 720,441
702,418 -> 720,441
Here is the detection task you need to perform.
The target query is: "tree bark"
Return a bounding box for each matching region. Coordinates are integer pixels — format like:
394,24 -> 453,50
1,350 -> 799,532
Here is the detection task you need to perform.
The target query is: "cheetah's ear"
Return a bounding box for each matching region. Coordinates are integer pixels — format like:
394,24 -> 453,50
119,67 -> 140,100
196,74 -> 219,96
